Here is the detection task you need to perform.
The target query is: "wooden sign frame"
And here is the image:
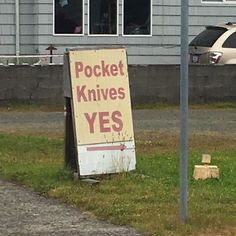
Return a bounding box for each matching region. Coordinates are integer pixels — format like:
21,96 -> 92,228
63,48 -> 136,176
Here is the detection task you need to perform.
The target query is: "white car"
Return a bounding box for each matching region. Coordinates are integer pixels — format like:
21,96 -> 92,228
189,22 -> 236,64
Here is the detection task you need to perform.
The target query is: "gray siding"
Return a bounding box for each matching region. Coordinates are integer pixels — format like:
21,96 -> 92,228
19,1 -> 36,54
1,0 -> 236,64
0,0 -> 38,55
0,0 -> 15,54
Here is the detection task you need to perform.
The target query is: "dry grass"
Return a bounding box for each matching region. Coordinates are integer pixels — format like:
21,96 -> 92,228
135,130 -> 236,154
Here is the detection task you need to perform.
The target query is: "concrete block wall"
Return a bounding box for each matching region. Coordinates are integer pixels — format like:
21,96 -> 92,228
129,65 -> 236,103
188,65 -> 236,103
0,65 -> 235,105
0,65 -> 63,104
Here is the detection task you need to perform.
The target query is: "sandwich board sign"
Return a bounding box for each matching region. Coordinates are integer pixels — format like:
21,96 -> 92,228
66,48 -> 136,176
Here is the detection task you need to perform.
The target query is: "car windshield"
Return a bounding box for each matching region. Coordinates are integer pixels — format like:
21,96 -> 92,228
189,26 -> 227,47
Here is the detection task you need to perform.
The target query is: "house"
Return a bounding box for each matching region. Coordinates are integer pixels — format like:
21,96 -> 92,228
1,0 -> 236,65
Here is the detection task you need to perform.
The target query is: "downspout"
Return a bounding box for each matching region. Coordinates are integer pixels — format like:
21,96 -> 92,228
15,0 -> 20,64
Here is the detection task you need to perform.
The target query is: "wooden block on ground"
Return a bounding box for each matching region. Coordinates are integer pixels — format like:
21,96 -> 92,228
193,165 -> 220,180
201,154 -> 211,165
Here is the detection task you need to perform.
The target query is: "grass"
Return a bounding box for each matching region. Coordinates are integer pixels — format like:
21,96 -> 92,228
1,100 -> 236,112
0,100 -> 63,112
132,101 -> 236,110
0,131 -> 236,235
0,134 -> 72,193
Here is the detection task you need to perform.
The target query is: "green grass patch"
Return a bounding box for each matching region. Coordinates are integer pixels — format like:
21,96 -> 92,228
0,133 -> 236,235
0,134 -> 72,193
0,100 -> 63,112
133,101 -> 236,110
1,101 -> 236,112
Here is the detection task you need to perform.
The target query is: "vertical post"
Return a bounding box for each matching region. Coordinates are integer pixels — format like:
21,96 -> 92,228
180,0 -> 189,223
15,0 -> 20,64
63,54 -> 77,171
46,44 -> 57,64
50,50 -> 53,63
64,97 -> 77,171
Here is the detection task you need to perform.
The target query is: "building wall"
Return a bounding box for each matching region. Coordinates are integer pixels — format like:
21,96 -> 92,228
0,0 -> 15,54
0,0 -> 37,60
0,64 -> 235,104
19,0 -> 37,54
1,0 -> 236,64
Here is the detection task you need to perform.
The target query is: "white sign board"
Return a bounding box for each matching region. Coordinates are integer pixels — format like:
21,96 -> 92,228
69,48 -> 136,176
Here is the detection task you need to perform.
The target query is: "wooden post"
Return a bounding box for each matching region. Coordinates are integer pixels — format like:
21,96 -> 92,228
63,53 -> 78,172
64,97 -> 77,171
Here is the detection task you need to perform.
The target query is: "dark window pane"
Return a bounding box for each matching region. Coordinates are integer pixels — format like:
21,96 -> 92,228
202,0 -> 223,2
54,0 -> 83,34
124,0 -> 151,35
189,26 -> 227,47
89,0 -> 117,35
222,32 -> 236,48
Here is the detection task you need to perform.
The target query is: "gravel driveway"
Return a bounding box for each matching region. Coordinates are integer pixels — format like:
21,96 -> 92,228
0,179 -> 142,236
0,109 -> 235,236
0,109 -> 236,136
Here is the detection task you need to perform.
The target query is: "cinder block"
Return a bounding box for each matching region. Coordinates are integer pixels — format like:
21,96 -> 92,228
202,154 -> 211,164
193,165 -> 220,180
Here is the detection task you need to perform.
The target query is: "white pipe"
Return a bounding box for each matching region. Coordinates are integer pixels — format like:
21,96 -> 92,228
0,55 -> 63,58
15,0 -> 20,63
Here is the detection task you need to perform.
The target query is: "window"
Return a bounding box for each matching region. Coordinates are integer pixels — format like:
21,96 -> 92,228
123,0 -> 151,36
223,32 -> 236,48
89,0 -> 118,35
202,0 -> 236,3
54,0 -> 83,35
189,26 -> 227,47
54,0 -> 153,36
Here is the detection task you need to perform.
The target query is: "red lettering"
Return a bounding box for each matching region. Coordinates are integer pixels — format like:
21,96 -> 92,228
74,60 -> 125,78
101,88 -> 109,100
101,60 -> 110,77
99,112 -> 110,132
77,85 -> 126,102
94,65 -> 101,77
84,111 -> 124,134
75,62 -> 83,78
118,60 -> 125,76
84,65 -> 93,77
110,64 -> 118,76
84,112 -> 97,133
87,88 -> 97,101
77,85 -> 87,102
109,88 -> 118,100
96,84 -> 101,101
112,111 -> 123,132
118,87 -> 125,99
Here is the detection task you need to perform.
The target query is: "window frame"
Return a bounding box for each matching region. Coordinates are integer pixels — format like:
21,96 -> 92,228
88,0 -> 119,37
53,0 -> 85,36
53,0 -> 154,37
122,0 -> 153,37
202,0 -> 236,4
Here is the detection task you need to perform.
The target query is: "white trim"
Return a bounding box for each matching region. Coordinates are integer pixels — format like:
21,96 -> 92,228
0,55 -> 63,58
88,0 -> 119,36
122,0 -> 152,37
202,0 -> 236,4
53,0 -> 85,36
15,0 -> 20,59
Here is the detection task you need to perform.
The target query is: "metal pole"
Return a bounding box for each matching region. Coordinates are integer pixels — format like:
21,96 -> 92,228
15,0 -> 20,64
180,0 -> 189,223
